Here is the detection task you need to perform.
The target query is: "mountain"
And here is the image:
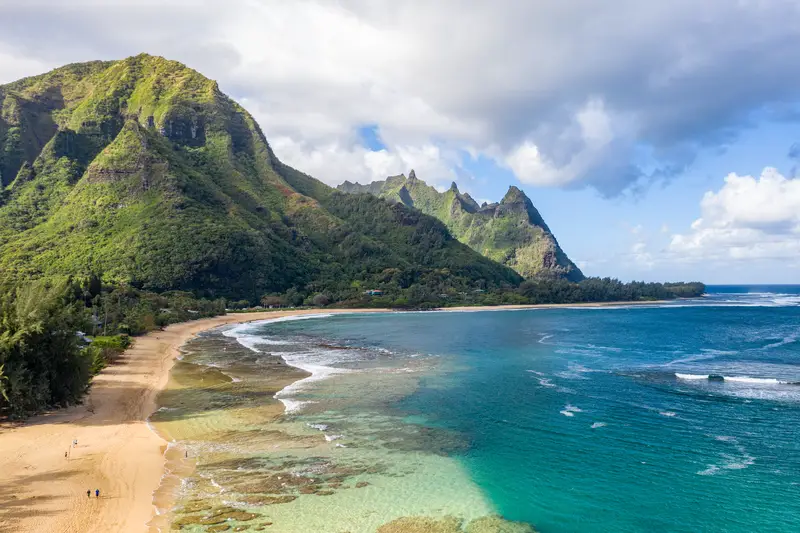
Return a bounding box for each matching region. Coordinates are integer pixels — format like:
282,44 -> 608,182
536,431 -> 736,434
338,171 -> 584,281
0,55 -> 522,300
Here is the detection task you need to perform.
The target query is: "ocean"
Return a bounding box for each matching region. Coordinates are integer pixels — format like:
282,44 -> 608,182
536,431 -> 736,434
151,286 -> 800,532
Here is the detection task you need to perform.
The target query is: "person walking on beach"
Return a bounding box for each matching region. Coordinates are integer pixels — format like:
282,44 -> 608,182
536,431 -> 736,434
87,490 -> 91,498
95,489 -> 100,498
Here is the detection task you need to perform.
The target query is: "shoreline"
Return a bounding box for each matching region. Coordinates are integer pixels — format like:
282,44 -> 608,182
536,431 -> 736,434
0,309 -> 385,533
437,299 -> 670,311
0,300 -> 670,533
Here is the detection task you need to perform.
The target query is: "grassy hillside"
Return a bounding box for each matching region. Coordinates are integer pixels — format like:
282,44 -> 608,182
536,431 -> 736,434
0,55 -> 522,300
338,171 -> 584,281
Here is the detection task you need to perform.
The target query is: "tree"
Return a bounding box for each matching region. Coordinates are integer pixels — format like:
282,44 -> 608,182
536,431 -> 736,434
311,293 -> 330,306
261,294 -> 286,308
284,288 -> 303,307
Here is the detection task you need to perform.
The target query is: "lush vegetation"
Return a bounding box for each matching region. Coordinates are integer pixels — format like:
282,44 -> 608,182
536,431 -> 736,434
517,278 -> 705,305
253,279 -> 705,310
0,280 -> 90,418
0,55 -> 520,302
0,276 -> 225,418
338,172 -> 584,281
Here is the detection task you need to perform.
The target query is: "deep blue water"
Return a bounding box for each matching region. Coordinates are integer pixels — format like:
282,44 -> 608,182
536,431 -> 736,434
257,287 -> 800,532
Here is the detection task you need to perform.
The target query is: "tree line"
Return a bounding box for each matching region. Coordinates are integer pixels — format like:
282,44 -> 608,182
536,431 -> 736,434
0,276 -> 225,418
246,278 -> 705,310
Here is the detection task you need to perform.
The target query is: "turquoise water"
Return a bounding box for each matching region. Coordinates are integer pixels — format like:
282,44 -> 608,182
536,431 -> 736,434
244,287 -> 800,532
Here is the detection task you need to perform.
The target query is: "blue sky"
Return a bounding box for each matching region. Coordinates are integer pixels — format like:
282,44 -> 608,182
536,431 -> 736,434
1,1 -> 799,284
353,119 -> 799,283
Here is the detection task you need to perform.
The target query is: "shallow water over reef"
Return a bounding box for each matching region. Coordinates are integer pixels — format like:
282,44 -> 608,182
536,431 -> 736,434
151,318 -> 526,532
155,289 -> 800,532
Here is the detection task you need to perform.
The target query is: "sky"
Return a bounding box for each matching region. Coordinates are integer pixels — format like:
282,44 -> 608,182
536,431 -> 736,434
1,0 -> 799,283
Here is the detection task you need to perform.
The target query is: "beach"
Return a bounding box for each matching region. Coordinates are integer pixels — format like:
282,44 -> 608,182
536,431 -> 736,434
0,309 -> 388,533
0,300 -> 666,533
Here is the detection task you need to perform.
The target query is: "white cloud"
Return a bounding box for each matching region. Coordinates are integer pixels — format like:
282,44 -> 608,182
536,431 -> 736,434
503,98 -> 639,191
670,168 -> 800,261
270,137 -> 455,186
630,241 -> 655,269
2,1 -> 800,193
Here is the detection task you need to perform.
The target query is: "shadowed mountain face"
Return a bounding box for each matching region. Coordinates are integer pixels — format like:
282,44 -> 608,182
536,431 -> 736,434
0,55 -> 522,299
338,171 -> 584,281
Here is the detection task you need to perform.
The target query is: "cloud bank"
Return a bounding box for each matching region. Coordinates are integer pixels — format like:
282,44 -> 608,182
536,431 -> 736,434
671,168 -> 800,261
1,1 -> 800,193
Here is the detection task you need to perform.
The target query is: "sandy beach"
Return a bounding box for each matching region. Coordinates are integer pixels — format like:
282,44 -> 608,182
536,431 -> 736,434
0,309 -> 386,533
0,300 -> 666,533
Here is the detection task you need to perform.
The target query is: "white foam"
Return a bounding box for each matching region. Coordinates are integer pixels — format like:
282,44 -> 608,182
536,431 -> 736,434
762,333 -> 798,350
697,465 -> 720,476
555,363 -> 595,380
324,434 -> 343,442
659,411 -> 677,417
724,376 -> 781,384
676,373 -> 710,380
770,295 -> 800,306
560,404 -> 582,417
667,352 -> 725,365
278,399 -> 313,414
675,372 -> 795,386
697,436 -> 755,475
586,344 -> 622,353
591,422 -> 607,429
702,348 -> 738,356
222,313 -> 335,353
223,314 -> 363,416
537,378 -> 556,388
538,334 -> 553,344
307,423 -> 328,431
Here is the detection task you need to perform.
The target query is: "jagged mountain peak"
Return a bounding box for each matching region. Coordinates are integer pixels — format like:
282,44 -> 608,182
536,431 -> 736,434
337,171 -> 583,281
501,185 -> 526,204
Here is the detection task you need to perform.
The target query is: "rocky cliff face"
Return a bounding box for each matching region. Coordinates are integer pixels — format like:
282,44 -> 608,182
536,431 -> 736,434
338,173 -> 584,281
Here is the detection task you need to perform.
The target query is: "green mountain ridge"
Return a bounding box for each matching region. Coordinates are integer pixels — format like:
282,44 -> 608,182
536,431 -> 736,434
0,54 -> 522,300
338,171 -> 584,281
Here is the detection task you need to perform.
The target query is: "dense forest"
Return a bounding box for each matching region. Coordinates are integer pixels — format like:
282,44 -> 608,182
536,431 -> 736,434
254,277 -> 705,309
0,277 -> 224,418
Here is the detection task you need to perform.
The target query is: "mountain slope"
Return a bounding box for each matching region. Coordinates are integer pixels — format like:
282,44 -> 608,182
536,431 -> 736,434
338,171 -> 584,281
0,55 -> 521,300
